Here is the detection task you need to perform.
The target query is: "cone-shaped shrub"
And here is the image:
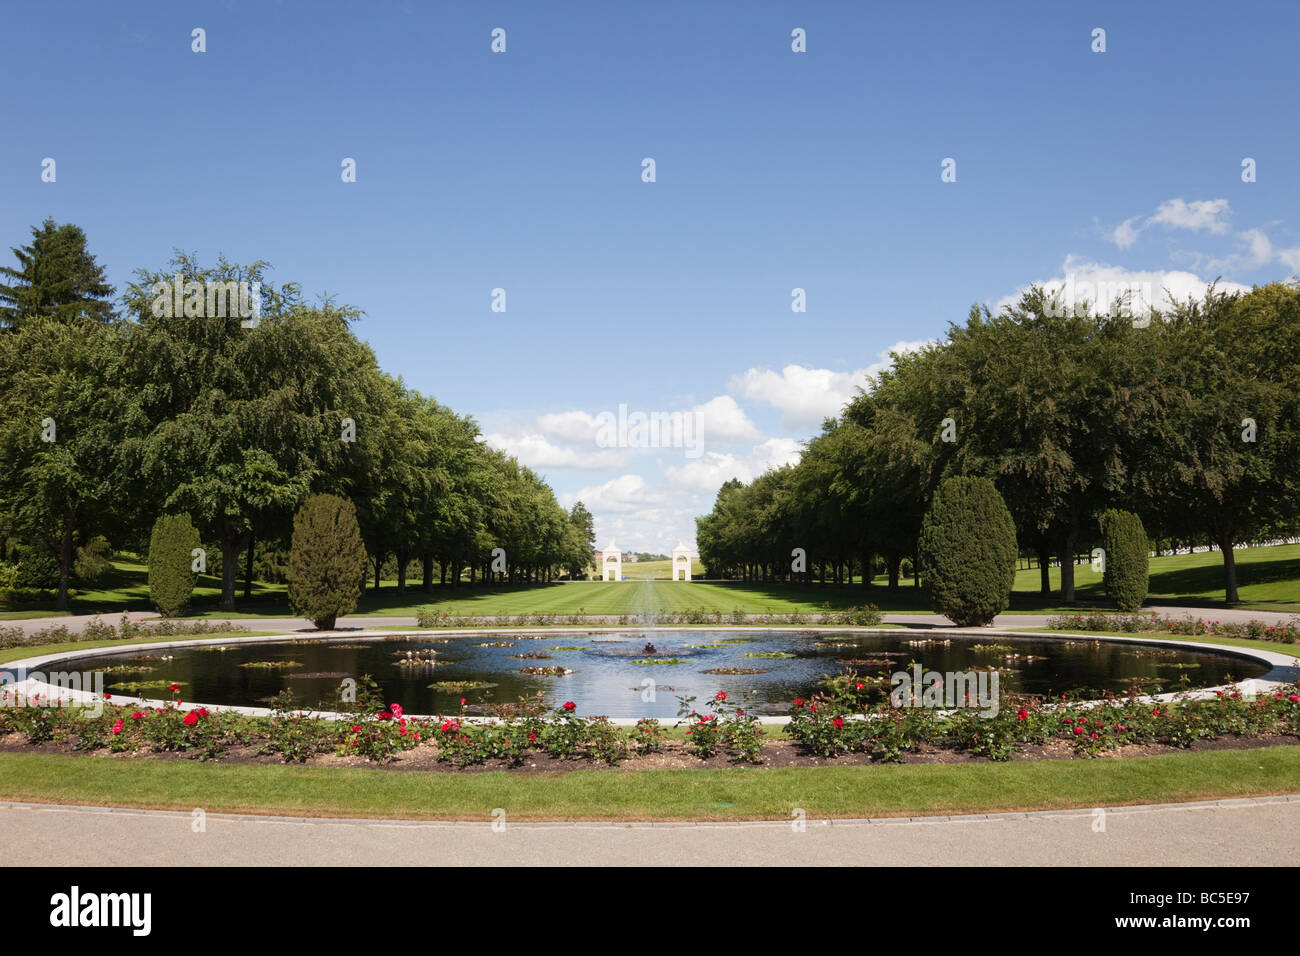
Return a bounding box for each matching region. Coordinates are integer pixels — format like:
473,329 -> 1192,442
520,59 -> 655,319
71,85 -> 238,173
148,513 -> 200,617
918,476 -> 1018,626
1098,508 -> 1149,612
288,494 -> 368,629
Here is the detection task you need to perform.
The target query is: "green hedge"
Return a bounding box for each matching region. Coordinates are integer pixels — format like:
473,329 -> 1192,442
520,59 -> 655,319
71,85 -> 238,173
1099,508 -> 1149,612
918,476 -> 1018,626
148,514 -> 200,617
288,494 -> 368,630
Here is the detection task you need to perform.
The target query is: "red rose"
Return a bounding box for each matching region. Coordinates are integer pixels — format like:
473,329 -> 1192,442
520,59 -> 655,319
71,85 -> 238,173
390,703 -> 403,718
1073,726 -> 1084,735
793,698 -> 804,708
183,711 -> 199,726
563,701 -> 576,711
715,692 -> 726,701
169,683 -> 180,692
855,683 -> 865,691
1017,708 -> 1027,721
832,716 -> 844,730
110,719 -> 124,734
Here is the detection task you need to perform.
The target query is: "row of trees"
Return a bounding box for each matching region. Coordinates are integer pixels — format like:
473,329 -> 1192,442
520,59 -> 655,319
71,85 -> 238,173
0,219 -> 597,611
697,281 -> 1300,603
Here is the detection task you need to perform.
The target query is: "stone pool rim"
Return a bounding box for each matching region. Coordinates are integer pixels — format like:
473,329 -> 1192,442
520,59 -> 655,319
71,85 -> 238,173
5,626 -> 1296,726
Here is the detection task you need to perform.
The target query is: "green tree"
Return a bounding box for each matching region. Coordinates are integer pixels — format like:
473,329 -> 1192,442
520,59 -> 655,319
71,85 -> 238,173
0,314 -> 126,609
1150,283 -> 1300,601
917,476 -> 1018,626
0,219 -> 115,330
287,494 -> 368,629
120,254 -> 376,610
148,513 -> 200,616
564,501 -> 597,578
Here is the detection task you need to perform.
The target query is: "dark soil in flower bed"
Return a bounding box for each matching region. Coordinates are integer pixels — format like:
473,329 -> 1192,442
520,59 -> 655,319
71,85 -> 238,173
1,730 -> 1295,774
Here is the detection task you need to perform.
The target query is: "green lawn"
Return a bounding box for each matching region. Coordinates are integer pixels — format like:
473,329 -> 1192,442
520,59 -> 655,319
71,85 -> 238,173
5,543 -> 1298,621
0,746 -> 1294,821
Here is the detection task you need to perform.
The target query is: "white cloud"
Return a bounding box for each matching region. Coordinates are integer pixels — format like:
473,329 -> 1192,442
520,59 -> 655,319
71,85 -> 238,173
1109,215 -> 1144,249
994,254 -> 1249,316
558,473 -> 665,515
689,394 -> 761,443
1277,245 -> 1300,274
535,410 -> 602,443
1107,198 -> 1232,248
1148,198 -> 1232,235
727,346 -> 929,429
663,437 -> 802,491
483,432 -> 627,469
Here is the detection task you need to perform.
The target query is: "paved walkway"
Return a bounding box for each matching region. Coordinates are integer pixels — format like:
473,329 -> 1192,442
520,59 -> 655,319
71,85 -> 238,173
5,797 -> 1296,865
7,606 -> 1298,637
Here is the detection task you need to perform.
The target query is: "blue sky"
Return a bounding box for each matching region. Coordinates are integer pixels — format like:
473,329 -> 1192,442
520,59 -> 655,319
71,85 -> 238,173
4,0 -> 1298,553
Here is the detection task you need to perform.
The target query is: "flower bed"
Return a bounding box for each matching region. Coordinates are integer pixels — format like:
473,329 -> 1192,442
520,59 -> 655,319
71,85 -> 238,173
3,677 -> 1296,770
1046,611 -> 1300,643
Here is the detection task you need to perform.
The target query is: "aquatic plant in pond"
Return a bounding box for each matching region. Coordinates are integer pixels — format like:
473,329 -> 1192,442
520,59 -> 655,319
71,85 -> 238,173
57,629 -> 1272,719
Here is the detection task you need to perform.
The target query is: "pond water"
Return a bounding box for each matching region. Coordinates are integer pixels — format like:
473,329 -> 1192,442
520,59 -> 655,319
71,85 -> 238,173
58,629 -> 1269,719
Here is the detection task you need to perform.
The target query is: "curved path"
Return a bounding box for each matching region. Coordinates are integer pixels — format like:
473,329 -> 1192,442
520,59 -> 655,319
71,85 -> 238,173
4,796 -> 1296,866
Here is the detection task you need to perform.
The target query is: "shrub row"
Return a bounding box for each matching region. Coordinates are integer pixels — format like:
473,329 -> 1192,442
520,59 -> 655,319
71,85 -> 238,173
1046,611 -> 1300,643
0,614 -> 249,651
415,604 -> 883,629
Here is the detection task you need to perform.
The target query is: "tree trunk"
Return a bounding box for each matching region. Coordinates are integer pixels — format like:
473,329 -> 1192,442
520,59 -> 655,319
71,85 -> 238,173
1038,546 -> 1051,596
244,535 -> 255,599
396,549 -> 408,593
887,552 -> 900,591
1218,528 -> 1239,603
1057,534 -> 1077,603
56,510 -> 73,612
219,533 -> 243,611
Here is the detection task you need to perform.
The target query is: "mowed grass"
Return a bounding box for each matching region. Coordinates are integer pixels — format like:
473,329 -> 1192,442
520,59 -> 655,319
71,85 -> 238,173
603,558 -> 706,580
4,543 -> 1297,621
0,747 -> 1295,821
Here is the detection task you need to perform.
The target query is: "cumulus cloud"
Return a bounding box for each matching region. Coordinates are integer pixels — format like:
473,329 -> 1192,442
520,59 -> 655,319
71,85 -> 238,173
482,432 -> 627,469
663,437 -> 802,491
690,394 -> 762,443
993,254 -> 1249,317
728,344 -> 930,429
